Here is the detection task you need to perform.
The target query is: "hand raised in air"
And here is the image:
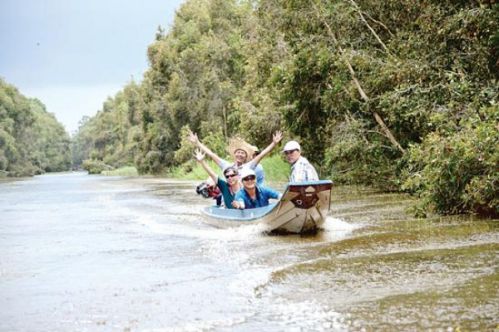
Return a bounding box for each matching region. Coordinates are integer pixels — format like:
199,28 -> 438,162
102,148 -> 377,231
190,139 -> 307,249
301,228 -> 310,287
194,149 -> 205,162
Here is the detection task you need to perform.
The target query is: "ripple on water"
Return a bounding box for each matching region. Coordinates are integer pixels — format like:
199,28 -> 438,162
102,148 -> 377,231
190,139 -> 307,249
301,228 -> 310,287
2,175 -> 497,331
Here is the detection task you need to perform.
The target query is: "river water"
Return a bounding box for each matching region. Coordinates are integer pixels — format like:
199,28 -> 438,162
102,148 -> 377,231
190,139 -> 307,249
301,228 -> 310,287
0,172 -> 497,331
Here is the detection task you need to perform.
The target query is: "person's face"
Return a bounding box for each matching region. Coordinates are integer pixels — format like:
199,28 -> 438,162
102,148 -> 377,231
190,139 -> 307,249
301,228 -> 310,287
284,149 -> 300,164
234,149 -> 248,164
242,174 -> 256,190
224,171 -> 239,186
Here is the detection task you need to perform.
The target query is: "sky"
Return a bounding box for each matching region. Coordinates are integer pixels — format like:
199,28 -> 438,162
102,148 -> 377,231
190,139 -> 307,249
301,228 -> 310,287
0,0 -> 185,134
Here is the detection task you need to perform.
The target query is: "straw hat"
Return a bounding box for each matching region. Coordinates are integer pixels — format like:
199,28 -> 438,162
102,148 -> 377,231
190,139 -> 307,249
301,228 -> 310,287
227,137 -> 256,161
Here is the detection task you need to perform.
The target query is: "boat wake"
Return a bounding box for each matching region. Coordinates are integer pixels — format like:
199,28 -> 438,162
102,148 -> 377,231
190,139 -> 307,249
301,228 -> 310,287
320,216 -> 361,240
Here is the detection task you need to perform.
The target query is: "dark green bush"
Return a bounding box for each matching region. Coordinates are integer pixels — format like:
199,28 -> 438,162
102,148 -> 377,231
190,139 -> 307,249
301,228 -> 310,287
82,159 -> 112,175
402,107 -> 498,217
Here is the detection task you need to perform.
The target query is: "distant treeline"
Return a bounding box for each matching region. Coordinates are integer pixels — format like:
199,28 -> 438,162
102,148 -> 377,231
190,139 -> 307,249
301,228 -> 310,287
0,79 -> 71,176
74,0 -> 497,217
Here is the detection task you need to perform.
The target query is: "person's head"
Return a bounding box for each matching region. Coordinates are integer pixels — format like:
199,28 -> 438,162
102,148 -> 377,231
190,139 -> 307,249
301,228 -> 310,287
223,166 -> 239,186
228,137 -> 256,165
239,168 -> 257,190
234,149 -> 248,164
282,140 -> 301,164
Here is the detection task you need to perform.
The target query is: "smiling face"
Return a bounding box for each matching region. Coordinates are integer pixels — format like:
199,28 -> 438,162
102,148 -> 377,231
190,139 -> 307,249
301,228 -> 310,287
224,168 -> 239,186
284,149 -> 300,164
241,174 -> 256,190
233,149 -> 248,165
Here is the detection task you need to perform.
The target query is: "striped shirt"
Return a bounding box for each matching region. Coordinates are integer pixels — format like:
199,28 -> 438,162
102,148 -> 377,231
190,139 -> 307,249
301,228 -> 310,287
290,156 -> 319,182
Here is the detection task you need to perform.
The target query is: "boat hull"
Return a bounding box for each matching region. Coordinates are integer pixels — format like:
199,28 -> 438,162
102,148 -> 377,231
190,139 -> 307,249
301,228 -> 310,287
201,180 -> 333,234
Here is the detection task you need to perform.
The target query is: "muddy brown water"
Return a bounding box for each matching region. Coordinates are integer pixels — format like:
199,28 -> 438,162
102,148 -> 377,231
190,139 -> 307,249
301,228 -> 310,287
0,172 -> 497,331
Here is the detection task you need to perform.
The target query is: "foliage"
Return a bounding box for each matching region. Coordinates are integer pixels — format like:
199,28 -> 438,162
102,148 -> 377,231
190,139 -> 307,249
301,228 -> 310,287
402,106 -> 498,217
0,78 -> 71,176
323,116 -> 399,189
168,158 -> 220,180
260,154 -> 290,183
82,159 -> 112,175
101,166 -> 139,176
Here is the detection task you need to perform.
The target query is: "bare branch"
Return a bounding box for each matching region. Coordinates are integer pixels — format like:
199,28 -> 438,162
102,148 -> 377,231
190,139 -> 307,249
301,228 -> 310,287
363,12 -> 394,38
348,0 -> 393,57
309,0 -> 405,154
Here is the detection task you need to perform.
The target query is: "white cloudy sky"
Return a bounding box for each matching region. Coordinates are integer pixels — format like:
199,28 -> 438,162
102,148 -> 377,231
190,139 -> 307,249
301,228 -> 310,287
0,0 -> 184,134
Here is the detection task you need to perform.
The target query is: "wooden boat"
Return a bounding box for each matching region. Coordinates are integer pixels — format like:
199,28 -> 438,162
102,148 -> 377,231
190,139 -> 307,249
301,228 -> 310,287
201,180 -> 333,234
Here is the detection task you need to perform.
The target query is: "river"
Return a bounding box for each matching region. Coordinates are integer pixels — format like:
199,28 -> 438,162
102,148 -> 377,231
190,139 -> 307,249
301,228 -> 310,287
0,172 -> 497,331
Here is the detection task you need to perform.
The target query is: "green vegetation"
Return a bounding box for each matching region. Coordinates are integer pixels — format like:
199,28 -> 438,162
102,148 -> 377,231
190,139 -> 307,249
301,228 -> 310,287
81,159 -> 112,175
402,106 -> 498,217
0,79 -> 71,177
101,166 -> 139,176
68,0 -> 498,217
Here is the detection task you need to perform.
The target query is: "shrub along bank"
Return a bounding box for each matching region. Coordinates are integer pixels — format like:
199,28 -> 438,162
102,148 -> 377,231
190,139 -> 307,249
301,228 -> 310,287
0,79 -> 71,177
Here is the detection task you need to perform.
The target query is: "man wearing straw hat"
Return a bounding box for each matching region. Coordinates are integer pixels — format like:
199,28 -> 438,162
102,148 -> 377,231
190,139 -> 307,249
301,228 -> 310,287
188,130 -> 282,186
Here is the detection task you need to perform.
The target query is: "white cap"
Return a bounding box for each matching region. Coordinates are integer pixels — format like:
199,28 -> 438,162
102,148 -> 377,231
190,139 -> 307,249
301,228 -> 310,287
282,140 -> 301,152
239,167 -> 256,180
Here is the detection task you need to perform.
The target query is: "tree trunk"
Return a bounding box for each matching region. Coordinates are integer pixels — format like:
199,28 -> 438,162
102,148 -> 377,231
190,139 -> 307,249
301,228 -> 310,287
222,105 -> 228,140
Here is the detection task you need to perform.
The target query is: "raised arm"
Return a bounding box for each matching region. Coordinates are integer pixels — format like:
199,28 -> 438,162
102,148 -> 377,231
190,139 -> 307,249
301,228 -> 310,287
194,149 -> 218,184
188,130 -> 223,166
250,130 -> 283,166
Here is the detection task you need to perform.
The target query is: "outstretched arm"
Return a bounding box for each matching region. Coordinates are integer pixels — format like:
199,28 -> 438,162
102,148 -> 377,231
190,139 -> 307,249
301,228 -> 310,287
250,131 -> 283,166
194,149 -> 218,184
188,130 -> 223,166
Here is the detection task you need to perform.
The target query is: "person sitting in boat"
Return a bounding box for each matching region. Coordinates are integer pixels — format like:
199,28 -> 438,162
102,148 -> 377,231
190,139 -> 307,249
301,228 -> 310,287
188,130 -> 283,186
282,140 -> 319,182
194,149 -> 240,209
232,168 -> 281,209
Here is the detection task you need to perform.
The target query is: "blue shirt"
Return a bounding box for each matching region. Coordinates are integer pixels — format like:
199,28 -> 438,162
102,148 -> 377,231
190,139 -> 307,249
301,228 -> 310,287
234,185 -> 280,209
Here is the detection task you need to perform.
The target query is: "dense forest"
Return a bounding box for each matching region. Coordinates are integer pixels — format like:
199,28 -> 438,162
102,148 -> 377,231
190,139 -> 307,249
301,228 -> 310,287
72,0 -> 496,217
0,79 -> 71,177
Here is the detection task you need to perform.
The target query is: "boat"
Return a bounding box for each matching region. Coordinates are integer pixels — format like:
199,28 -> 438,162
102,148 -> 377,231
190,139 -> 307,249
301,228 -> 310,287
201,180 -> 333,234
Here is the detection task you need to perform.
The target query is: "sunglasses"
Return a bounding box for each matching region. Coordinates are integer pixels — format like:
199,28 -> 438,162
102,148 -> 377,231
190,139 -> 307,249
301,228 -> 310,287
225,173 -> 238,179
284,149 -> 298,155
242,175 -> 256,181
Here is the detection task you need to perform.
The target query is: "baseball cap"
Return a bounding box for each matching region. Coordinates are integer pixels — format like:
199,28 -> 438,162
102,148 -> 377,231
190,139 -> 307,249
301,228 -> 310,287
239,167 -> 256,180
282,140 -> 301,152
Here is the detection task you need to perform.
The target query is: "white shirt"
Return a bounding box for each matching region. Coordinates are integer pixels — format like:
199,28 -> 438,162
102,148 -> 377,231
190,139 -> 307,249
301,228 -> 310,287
290,156 -> 319,182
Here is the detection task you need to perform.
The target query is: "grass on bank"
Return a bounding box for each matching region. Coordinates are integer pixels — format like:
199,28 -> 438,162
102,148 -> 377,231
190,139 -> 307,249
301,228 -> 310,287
101,166 -> 139,176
